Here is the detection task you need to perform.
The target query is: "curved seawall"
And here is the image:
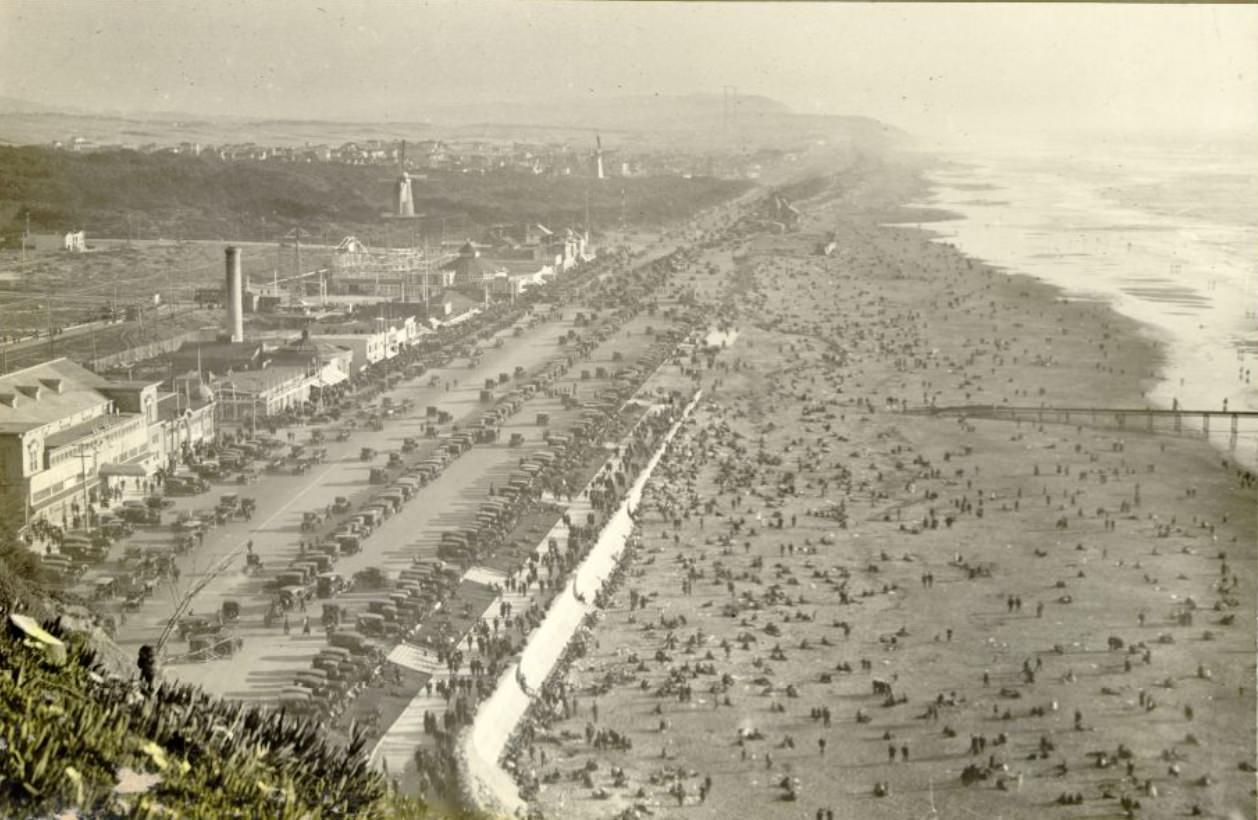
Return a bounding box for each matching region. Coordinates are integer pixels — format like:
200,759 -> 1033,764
459,391 -> 702,817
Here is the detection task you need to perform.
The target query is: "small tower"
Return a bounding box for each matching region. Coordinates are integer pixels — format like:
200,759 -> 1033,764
595,133 -> 605,181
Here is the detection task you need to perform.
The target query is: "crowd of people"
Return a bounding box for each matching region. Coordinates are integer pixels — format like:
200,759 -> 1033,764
494,174 -> 1256,819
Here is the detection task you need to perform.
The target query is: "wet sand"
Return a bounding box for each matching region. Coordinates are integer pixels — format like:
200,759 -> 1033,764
514,161 -> 1257,820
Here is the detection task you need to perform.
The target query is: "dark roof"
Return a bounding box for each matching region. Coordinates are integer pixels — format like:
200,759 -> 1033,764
439,255 -> 502,278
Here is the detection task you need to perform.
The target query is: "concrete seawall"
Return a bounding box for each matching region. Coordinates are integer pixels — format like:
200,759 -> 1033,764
459,390 -> 702,817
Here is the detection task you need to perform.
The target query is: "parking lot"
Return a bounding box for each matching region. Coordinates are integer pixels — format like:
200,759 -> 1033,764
90,301 -> 685,706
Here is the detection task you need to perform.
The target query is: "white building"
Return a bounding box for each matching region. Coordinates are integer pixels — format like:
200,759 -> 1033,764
0,360 -> 166,527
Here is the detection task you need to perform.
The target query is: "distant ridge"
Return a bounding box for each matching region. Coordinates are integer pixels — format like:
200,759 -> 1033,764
0,96 -> 70,115
0,92 -> 906,152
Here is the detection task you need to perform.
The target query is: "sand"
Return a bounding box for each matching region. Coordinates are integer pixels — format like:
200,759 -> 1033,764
510,159 -> 1257,820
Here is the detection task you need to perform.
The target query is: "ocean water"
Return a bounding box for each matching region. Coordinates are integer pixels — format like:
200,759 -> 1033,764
908,137 -> 1258,465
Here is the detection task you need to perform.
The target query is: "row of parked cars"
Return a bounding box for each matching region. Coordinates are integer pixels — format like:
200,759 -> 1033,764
271,318 -> 589,713
273,303 -> 676,717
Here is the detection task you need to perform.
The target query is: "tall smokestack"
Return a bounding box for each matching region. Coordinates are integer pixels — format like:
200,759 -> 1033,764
225,246 -> 244,343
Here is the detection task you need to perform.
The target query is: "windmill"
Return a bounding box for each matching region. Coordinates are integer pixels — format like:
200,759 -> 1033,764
396,172 -> 415,217
381,140 -> 426,220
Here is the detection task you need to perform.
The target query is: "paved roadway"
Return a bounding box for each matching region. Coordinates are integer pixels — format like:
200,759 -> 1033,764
108,307 -> 674,701
108,311 -> 573,692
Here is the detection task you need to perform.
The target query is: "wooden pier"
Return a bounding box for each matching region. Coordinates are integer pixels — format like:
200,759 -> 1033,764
903,404 -> 1258,450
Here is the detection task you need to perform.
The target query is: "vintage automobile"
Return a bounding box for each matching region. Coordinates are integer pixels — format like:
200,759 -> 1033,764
335,534 -> 363,555
119,501 -> 160,525
278,585 -> 314,610
356,612 -> 386,636
316,573 -> 349,598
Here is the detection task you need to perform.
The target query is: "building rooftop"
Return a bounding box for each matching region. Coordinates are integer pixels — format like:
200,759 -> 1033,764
278,337 -> 352,359
439,254 -> 504,279
496,259 -> 554,276
212,366 -> 310,396
0,359 -> 114,435
175,340 -> 264,359
307,318 -> 409,336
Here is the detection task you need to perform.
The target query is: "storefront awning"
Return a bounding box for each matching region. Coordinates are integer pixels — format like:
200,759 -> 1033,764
99,463 -> 147,478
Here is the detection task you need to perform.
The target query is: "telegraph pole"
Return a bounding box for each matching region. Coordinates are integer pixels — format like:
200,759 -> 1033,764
45,291 -> 54,361
72,443 -> 98,523
422,237 -> 431,311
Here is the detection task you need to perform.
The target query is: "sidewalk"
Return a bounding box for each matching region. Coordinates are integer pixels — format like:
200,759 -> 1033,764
461,392 -> 701,815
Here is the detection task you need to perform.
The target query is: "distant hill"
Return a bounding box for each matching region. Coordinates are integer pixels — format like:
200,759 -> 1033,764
0,145 -> 751,244
0,94 -> 906,155
0,92 -> 904,243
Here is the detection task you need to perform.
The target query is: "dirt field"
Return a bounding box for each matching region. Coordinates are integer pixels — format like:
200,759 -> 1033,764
519,164 -> 1257,820
0,239 -> 326,374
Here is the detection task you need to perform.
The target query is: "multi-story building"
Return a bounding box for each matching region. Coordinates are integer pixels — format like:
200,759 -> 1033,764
0,359 -> 166,528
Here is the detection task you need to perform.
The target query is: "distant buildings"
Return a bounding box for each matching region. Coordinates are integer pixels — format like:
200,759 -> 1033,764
328,238 -> 439,301
24,231 -> 87,253
436,226 -> 588,297
42,133 -> 753,185
439,241 -> 505,289
210,367 -> 312,424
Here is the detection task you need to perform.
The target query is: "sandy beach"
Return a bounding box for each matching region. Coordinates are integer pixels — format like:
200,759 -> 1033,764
505,159 -> 1257,820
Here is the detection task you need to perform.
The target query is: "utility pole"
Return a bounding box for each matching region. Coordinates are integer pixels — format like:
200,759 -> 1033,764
422,237 -> 432,311
72,443 -> 98,523
45,291 -> 54,361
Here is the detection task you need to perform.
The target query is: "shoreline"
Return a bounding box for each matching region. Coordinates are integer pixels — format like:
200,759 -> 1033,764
904,152 -> 1258,465
515,158 -> 1256,819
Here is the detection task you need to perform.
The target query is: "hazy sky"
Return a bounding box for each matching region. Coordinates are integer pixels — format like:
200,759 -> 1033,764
2,1 -> 1256,139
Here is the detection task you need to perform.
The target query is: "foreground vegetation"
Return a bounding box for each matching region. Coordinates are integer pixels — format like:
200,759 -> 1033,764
0,507 -> 444,818
0,613 -> 445,817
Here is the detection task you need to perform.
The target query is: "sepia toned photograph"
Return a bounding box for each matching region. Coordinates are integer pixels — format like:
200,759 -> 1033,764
0,2 -> 1254,818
